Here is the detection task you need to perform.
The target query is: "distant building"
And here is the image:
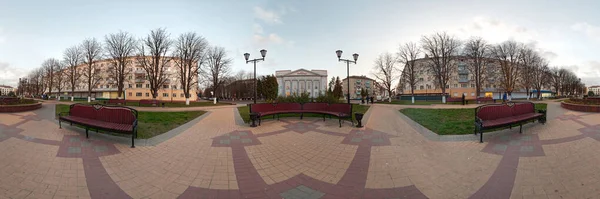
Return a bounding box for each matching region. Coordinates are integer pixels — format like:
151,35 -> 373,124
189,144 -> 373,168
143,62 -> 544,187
275,69 -> 327,97
0,85 -> 15,95
341,76 -> 382,99
589,86 -> 600,95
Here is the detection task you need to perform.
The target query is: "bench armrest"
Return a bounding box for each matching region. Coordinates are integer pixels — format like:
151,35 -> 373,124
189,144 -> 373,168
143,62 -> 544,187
58,111 -> 70,117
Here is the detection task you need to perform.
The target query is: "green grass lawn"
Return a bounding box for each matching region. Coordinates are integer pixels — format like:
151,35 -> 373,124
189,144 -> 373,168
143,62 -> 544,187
400,103 -> 547,135
237,104 -> 371,123
55,104 -> 205,139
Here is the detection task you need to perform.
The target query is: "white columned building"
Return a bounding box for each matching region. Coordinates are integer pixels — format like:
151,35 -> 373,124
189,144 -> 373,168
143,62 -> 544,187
275,69 -> 328,98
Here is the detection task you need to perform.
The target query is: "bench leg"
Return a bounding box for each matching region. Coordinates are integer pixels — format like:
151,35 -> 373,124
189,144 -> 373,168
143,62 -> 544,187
59,120 -> 62,129
519,124 -> 522,133
339,118 -> 342,128
301,113 -> 303,120
131,132 -> 135,148
85,128 -> 89,138
480,130 -> 483,143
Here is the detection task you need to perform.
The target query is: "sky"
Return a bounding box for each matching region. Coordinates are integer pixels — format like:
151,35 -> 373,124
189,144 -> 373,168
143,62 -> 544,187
0,0 -> 599,88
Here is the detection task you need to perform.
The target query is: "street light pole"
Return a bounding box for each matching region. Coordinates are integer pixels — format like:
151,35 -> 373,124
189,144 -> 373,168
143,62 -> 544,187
244,49 -> 267,104
336,50 -> 359,104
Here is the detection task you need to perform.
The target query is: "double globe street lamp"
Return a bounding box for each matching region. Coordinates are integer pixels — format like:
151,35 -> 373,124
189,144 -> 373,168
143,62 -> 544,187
244,49 -> 267,104
335,50 -> 359,104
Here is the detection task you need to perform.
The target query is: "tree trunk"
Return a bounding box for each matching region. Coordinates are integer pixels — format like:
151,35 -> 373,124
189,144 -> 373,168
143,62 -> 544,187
411,87 -> 415,104
186,98 -> 190,105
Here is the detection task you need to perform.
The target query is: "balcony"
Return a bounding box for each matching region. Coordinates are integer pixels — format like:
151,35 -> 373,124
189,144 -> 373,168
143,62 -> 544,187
134,70 -> 145,74
458,78 -> 470,83
135,79 -> 145,83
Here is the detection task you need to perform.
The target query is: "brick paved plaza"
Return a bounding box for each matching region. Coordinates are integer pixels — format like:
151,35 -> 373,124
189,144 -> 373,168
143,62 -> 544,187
0,101 -> 599,198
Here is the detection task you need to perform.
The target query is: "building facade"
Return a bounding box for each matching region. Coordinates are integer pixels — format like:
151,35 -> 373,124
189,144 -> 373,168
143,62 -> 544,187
275,69 -> 327,98
398,56 -> 552,100
0,85 -> 15,95
589,86 -> 600,95
49,56 -> 198,101
342,76 -> 380,99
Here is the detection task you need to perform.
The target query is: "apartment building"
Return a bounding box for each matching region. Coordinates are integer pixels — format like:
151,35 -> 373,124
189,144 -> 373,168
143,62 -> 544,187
49,56 -> 198,101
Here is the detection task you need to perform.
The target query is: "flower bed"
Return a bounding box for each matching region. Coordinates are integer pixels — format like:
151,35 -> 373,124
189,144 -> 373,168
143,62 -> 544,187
561,101 -> 600,112
0,102 -> 43,113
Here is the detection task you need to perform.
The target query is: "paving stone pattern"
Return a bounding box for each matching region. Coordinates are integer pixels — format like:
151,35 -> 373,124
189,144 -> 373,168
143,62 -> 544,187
1,101 -> 599,198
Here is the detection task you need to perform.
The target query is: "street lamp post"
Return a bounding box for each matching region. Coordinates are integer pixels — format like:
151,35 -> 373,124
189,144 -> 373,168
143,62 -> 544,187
244,49 -> 267,104
336,50 -> 359,104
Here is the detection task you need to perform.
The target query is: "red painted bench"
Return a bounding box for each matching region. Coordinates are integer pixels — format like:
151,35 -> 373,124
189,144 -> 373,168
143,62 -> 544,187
139,99 -> 162,107
474,102 -> 546,143
106,99 -> 126,105
447,97 -> 463,102
0,97 -> 19,105
476,97 -> 495,104
58,103 -> 138,147
249,103 -> 353,127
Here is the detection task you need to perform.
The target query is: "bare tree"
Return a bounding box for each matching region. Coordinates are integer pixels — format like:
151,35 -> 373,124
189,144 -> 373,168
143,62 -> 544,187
81,38 -> 103,102
421,32 -> 461,103
173,32 -> 208,105
64,46 -> 83,101
397,42 -> 421,103
532,57 -> 549,99
105,31 -> 136,99
138,28 -> 172,99
41,58 -> 58,98
519,47 -> 539,100
200,46 -> 232,98
372,52 -> 398,102
463,37 -> 491,99
549,67 -> 568,96
53,60 -> 66,100
490,40 -> 523,100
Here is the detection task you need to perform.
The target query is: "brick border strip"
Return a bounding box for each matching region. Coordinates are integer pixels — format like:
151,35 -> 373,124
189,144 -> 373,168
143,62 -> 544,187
561,102 -> 600,112
0,102 -> 42,113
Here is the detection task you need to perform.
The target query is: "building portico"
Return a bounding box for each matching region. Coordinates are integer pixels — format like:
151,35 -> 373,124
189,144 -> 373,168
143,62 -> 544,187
275,69 -> 328,98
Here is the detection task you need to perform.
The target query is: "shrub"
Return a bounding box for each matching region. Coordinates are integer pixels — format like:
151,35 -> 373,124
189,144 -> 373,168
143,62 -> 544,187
315,93 -> 342,104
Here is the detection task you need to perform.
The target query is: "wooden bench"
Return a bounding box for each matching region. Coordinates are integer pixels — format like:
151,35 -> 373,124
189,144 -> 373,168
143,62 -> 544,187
249,103 -> 353,127
105,99 -> 126,105
139,99 -> 162,107
476,97 -> 495,104
474,102 -> 546,143
58,103 -> 138,147
0,97 -> 19,105
447,97 -> 463,103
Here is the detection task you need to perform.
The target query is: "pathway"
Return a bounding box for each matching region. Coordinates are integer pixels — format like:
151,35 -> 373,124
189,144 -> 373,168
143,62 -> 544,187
0,101 -> 598,198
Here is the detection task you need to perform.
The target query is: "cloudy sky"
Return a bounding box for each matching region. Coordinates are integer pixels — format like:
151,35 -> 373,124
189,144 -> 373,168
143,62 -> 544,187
1,0 -> 599,87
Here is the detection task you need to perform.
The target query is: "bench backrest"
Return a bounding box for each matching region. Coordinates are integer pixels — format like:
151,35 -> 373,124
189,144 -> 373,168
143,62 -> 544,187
140,99 -> 159,104
108,99 -> 125,103
476,102 -> 535,121
69,104 -> 137,125
303,103 -> 329,111
477,97 -> 493,101
275,103 -> 302,111
249,103 -> 274,113
328,103 -> 352,115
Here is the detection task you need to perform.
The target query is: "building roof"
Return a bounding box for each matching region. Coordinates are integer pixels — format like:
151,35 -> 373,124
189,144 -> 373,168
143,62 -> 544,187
275,69 -> 327,77
589,85 -> 600,88
0,85 -> 14,88
342,75 -> 375,81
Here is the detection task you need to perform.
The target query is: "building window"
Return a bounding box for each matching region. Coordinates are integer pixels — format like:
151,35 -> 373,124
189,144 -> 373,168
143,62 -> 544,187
129,92 -> 132,96
461,84 -> 467,88
136,92 -> 142,96
128,84 -> 132,88
172,93 -> 176,97
426,84 -> 432,89
181,93 -> 185,97
145,93 -> 149,97
471,84 -> 475,88
172,85 -> 177,89
453,92 -> 458,96
419,78 -> 424,81
163,93 -> 168,97
163,85 -> 169,89
146,84 -> 150,88
459,74 -> 468,79
471,92 -> 475,96
446,85 -> 449,89
454,84 -> 458,88
136,84 -> 142,88
419,85 -> 424,90
128,76 -> 132,80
